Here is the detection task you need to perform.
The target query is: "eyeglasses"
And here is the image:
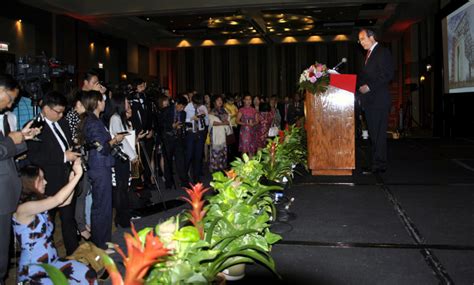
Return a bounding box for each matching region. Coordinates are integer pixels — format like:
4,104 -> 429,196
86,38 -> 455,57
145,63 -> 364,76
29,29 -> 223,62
48,106 -> 64,115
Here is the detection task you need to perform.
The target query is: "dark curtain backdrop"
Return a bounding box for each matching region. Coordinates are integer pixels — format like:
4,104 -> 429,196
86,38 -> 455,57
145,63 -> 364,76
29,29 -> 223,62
163,42 -> 362,98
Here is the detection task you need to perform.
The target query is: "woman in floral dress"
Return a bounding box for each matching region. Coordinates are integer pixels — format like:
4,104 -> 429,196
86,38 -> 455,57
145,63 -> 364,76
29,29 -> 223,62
13,159 -> 98,285
256,102 -> 274,149
237,95 -> 259,156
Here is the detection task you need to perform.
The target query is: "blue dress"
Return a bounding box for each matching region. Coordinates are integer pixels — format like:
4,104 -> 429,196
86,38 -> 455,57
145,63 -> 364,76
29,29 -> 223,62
12,212 -> 97,285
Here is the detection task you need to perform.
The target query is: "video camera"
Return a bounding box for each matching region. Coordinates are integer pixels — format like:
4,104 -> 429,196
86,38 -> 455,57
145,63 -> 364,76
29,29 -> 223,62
15,53 -> 75,102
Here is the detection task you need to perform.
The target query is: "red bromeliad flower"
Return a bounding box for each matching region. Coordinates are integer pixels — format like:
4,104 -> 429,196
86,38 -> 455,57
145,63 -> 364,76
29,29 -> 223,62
113,224 -> 170,285
181,183 -> 210,239
270,142 -> 277,167
278,130 -> 285,144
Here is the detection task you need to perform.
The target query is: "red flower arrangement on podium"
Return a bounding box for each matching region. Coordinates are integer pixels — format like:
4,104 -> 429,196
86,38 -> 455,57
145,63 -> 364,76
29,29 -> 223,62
298,62 -> 330,94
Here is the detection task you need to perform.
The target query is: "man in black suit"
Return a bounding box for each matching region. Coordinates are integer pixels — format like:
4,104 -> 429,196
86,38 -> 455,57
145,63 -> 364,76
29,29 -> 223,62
357,29 -> 394,173
27,91 -> 81,255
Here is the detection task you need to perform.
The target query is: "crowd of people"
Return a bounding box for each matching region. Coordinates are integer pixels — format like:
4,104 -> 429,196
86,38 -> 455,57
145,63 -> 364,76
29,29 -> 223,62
0,71 -> 305,284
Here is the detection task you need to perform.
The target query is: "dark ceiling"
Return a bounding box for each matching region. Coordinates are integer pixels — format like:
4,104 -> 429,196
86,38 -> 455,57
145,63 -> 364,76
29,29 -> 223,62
21,0 -> 438,47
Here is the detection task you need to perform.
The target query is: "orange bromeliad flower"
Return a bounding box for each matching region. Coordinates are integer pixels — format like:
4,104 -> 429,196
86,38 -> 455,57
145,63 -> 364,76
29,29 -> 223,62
113,224 -> 170,285
181,183 -> 210,239
225,169 -> 237,179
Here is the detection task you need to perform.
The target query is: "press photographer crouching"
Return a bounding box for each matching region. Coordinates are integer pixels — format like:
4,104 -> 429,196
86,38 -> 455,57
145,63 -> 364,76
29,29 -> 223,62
109,94 -> 144,228
77,91 -> 126,250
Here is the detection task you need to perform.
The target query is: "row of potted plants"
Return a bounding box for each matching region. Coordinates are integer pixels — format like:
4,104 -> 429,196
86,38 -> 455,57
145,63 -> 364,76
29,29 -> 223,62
43,125 -> 307,285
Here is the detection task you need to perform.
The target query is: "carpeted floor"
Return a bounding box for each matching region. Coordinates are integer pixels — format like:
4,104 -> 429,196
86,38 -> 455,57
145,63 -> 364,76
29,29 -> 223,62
8,137 -> 474,284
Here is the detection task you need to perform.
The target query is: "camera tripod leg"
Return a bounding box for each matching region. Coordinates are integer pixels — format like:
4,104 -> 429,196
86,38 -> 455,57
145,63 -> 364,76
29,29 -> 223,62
139,141 -> 167,211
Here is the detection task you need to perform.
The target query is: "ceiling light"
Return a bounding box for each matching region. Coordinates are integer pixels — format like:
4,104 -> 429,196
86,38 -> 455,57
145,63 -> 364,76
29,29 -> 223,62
215,19 -> 222,23
278,19 -> 287,23
269,28 -> 275,32
229,21 -> 239,25
146,17 -> 150,21
284,28 -> 290,31
282,37 -> 297,43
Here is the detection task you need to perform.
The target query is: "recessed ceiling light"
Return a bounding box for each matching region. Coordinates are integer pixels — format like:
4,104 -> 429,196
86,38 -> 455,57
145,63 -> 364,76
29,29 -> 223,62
278,19 -> 287,23
146,17 -> 150,21
229,21 -> 239,25
284,28 -> 290,31
269,28 -> 275,32
170,20 -> 174,23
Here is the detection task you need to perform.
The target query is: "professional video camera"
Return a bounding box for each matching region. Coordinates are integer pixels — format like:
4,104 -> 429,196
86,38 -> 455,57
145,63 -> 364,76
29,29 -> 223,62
15,53 -> 75,102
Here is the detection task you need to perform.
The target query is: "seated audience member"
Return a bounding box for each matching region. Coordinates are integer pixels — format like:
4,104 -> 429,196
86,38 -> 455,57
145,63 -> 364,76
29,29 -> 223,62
13,160 -> 98,285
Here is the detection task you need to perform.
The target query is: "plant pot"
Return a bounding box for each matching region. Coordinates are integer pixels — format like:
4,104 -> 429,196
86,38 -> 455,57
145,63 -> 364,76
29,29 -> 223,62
222,264 -> 246,281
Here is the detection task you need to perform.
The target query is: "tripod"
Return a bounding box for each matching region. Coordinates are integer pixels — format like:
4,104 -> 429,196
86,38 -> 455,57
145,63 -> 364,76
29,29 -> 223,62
139,141 -> 167,211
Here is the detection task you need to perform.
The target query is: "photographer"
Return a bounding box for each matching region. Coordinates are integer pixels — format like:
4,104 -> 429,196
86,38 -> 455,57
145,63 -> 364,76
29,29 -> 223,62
78,90 -> 126,249
159,96 -> 188,189
109,94 -> 144,228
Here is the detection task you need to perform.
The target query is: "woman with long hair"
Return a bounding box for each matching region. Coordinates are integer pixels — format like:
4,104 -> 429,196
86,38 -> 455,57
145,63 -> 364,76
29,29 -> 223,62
209,95 -> 231,172
13,160 -> 98,284
78,91 -> 126,249
109,94 -> 141,228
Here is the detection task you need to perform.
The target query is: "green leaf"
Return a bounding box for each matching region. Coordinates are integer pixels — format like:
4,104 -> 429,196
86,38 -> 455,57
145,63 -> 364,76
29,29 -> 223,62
137,227 -> 153,244
36,264 -> 68,285
265,231 -> 282,244
174,226 -> 200,242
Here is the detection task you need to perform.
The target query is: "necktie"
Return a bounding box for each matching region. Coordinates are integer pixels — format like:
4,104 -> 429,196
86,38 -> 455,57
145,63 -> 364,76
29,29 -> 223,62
52,122 -> 69,150
3,114 -> 10,136
365,49 -> 372,65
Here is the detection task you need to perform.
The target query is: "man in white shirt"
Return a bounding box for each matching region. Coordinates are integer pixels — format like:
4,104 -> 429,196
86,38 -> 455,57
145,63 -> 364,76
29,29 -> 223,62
184,93 -> 208,183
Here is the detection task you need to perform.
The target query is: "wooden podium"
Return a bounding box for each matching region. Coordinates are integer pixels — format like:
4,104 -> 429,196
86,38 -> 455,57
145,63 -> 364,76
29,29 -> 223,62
305,74 -> 357,176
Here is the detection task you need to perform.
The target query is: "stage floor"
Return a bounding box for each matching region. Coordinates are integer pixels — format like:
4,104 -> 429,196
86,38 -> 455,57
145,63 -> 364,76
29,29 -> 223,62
108,137 -> 474,284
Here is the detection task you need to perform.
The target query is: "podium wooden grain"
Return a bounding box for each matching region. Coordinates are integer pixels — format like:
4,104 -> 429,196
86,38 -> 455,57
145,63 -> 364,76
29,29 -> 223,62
305,74 -> 356,176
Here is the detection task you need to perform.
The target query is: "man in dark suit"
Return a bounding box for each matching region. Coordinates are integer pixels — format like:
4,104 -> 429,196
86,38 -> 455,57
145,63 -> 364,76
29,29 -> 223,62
357,29 -> 394,173
158,96 -> 189,188
0,75 -> 38,285
27,91 -> 81,255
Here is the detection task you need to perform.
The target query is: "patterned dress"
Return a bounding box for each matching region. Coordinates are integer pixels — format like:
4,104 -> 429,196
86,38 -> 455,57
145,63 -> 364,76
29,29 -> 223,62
238,106 -> 258,155
256,111 -> 274,149
209,107 -> 229,172
13,212 -> 97,285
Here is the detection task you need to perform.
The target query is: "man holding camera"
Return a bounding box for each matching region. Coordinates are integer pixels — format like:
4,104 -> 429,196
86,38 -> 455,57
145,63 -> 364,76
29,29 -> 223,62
0,75 -> 40,285
27,91 -> 81,255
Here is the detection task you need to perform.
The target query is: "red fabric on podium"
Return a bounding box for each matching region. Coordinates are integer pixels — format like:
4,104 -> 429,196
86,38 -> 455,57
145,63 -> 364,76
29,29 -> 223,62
329,74 -> 357,93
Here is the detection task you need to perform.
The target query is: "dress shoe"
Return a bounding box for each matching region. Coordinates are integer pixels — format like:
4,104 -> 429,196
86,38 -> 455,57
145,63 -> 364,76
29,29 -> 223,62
361,167 -> 373,175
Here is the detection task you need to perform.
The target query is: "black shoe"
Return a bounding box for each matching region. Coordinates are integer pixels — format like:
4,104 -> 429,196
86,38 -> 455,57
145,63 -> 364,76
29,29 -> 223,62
373,167 -> 387,174
361,167 -> 373,175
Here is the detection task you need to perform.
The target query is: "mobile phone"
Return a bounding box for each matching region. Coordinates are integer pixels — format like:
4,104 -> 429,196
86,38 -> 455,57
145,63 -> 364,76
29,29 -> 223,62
117,131 -> 130,135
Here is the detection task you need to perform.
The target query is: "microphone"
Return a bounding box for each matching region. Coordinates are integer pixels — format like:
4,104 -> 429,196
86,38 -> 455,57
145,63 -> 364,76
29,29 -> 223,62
332,58 -> 347,71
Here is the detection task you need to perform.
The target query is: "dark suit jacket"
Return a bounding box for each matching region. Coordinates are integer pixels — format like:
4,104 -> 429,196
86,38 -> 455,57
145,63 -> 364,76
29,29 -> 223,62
27,117 -> 73,196
129,92 -> 153,133
159,105 -> 186,136
83,114 -> 114,169
0,133 -> 27,214
357,44 -> 394,110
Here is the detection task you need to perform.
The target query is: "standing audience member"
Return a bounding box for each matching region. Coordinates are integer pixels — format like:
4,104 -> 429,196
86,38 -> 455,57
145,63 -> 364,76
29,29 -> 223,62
269,96 -> 282,135
224,95 -> 239,161
27,91 -> 81,255
209,95 -> 231,172
109,94 -> 142,228
237,95 -> 259,157
0,75 -> 40,285
287,93 -> 304,126
65,91 -> 92,241
78,91 -> 126,249
185,93 -> 208,183
159,96 -> 189,188
14,160 -> 98,285
128,79 -> 154,187
256,102 -> 274,149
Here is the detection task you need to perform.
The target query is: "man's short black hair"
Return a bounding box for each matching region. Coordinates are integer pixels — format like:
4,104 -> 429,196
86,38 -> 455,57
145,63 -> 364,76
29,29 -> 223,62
175,96 -> 188,106
84,69 -> 99,82
0,74 -> 19,90
41,91 -> 68,108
